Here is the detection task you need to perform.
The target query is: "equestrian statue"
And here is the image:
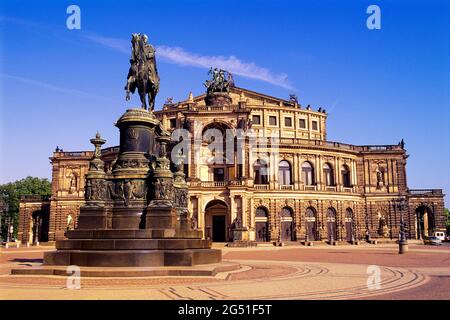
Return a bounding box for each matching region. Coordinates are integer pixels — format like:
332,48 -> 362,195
125,33 -> 160,111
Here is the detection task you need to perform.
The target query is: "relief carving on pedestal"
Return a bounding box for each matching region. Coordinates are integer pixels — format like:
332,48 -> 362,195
154,178 -> 173,201
85,179 -> 107,201
173,187 -> 188,208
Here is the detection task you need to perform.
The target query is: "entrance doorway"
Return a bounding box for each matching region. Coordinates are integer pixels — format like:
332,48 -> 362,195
280,207 -> 295,241
327,208 -> 337,242
305,207 -> 317,241
204,200 -> 229,242
416,205 -> 433,239
345,208 -> 354,242
255,207 -> 269,242
30,210 -> 49,244
212,215 -> 226,242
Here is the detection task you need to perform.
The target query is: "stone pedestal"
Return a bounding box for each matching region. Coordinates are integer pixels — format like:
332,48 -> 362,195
76,205 -> 109,230
398,240 -> 408,254
204,92 -> 232,107
227,227 -> 257,247
146,206 -> 178,229
233,227 -> 248,241
33,109 -> 222,270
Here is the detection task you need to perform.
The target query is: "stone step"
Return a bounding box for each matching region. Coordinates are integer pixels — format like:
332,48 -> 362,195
43,248 -> 222,267
11,261 -> 240,277
66,228 -> 203,239
56,238 -> 212,250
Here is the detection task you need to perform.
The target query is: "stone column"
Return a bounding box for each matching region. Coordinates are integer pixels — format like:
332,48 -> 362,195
294,152 -> 300,190
317,155 -> 322,190
230,195 -> 237,223
76,133 -> 108,230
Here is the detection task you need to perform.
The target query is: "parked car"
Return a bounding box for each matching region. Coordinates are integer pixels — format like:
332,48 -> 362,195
424,236 -> 442,245
433,232 -> 446,241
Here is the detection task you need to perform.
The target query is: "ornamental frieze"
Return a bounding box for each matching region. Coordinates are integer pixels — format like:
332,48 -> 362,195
300,154 -> 316,161
114,159 -> 149,169
173,187 -> 188,208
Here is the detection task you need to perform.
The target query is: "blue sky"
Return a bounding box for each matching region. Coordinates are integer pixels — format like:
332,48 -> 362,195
0,0 -> 449,206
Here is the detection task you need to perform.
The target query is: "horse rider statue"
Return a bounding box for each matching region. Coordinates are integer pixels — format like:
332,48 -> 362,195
125,33 -> 160,111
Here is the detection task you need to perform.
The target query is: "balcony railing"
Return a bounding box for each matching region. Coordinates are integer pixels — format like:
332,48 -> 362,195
408,189 -> 443,196
20,194 -> 51,201
255,184 -> 269,190
280,185 -> 294,190
189,180 -> 243,188
101,146 -> 120,154
191,181 -> 226,188
54,151 -> 93,157
254,137 -> 403,153
229,180 -> 244,186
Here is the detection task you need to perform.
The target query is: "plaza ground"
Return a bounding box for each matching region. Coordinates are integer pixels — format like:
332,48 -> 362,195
0,242 -> 449,300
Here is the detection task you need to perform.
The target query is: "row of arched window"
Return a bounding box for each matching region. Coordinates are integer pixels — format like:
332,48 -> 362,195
255,206 -> 354,219
255,206 -> 355,242
254,160 -> 352,187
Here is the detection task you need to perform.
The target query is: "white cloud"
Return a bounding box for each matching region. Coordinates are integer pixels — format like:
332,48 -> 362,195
84,34 -> 294,90
83,34 -> 129,55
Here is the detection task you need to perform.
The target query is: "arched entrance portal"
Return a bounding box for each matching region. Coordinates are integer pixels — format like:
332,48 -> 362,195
327,208 -> 337,242
30,210 -> 49,244
204,200 -> 229,242
255,207 -> 269,242
280,207 -> 295,241
305,207 -> 317,241
345,208 -> 354,242
416,205 -> 434,239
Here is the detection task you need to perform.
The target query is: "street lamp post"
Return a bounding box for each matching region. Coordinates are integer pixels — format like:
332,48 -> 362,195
34,217 -> 40,246
395,198 -> 408,254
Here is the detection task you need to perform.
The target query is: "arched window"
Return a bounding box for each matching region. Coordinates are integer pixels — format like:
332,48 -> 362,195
305,207 -> 316,218
254,160 -> 269,184
345,208 -> 353,219
278,160 -> 292,185
327,207 -> 336,219
323,163 -> 334,186
302,161 -> 315,186
341,165 -> 351,187
256,206 -> 269,217
281,207 -> 293,217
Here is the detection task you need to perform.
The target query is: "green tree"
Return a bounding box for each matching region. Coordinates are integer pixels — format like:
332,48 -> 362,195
445,208 -> 450,235
0,176 -> 51,240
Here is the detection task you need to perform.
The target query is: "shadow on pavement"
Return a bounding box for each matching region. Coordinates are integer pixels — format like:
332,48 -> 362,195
10,258 -> 43,263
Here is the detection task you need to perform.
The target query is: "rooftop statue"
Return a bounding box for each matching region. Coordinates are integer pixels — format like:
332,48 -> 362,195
204,67 -> 233,95
125,33 -> 160,111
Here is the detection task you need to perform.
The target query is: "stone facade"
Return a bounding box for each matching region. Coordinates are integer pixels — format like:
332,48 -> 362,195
17,85 -> 446,244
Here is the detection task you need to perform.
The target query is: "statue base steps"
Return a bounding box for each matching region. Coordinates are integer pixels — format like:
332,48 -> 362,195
41,227 -> 220,267
43,248 -> 221,267
11,261 -> 240,277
